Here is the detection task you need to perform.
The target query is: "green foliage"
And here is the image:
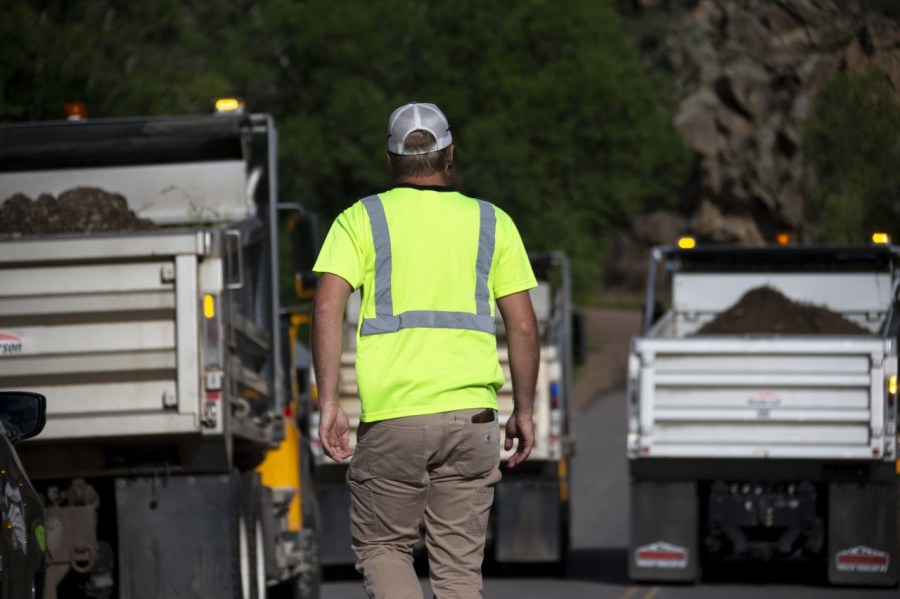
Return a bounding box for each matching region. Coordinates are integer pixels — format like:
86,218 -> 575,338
0,1 -> 232,119
0,0 -> 690,298
272,0 -> 690,296
803,70 -> 900,243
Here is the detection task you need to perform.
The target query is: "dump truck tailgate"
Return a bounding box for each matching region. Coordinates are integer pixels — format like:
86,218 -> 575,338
628,336 -> 895,460
0,232 -> 210,440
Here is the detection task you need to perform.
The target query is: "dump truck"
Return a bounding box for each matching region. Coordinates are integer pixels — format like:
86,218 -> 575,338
309,251 -> 576,569
0,106 -> 320,598
627,243 -> 899,587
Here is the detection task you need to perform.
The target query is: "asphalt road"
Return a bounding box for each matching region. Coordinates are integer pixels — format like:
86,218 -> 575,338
321,384 -> 897,598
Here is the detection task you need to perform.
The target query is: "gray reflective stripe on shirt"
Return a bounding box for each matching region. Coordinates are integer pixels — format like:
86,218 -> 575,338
475,200 -> 496,316
359,194 -> 497,336
361,195 -> 394,318
360,311 -> 496,335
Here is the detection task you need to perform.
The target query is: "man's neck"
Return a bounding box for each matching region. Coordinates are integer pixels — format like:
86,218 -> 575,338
396,174 -> 447,187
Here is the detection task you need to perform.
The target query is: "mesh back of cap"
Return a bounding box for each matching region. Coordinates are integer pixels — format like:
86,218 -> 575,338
387,103 -> 452,155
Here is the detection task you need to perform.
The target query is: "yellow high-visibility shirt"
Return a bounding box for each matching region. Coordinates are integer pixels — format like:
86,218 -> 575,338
313,186 -> 536,422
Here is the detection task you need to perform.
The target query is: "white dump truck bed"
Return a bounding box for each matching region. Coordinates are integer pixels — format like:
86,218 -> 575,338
628,246 -> 898,465
0,232 -> 214,440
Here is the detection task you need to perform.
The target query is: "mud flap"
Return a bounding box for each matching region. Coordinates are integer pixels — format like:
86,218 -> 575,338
494,478 -> 562,562
827,481 -> 898,587
629,480 -> 699,582
115,474 -> 242,598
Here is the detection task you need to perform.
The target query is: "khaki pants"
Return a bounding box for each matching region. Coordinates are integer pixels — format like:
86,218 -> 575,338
347,407 -> 502,599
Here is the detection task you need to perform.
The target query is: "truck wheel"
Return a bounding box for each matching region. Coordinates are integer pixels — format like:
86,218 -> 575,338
237,509 -> 253,599
241,473 -> 268,599
253,517 -> 267,598
233,472 -> 268,599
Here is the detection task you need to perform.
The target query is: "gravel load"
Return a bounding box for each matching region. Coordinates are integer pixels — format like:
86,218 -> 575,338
1,187 -> 157,236
695,286 -> 871,336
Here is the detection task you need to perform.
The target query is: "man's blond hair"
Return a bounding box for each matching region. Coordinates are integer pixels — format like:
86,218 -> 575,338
389,130 -> 453,184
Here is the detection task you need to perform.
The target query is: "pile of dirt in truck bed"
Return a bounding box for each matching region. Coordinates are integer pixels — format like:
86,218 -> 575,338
695,286 -> 872,335
0,188 -> 157,236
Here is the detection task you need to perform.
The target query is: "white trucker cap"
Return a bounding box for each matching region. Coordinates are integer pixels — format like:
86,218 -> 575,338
386,102 -> 453,155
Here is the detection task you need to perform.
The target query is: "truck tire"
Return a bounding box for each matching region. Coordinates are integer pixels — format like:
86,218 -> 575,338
237,507 -> 253,599
233,472 -> 269,599
240,473 -> 268,599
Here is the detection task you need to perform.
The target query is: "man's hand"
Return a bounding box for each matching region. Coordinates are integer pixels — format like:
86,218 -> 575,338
318,401 -> 352,463
504,410 -> 534,469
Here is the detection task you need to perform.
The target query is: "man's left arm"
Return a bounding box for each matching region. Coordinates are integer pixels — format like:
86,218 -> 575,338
311,272 -> 354,462
497,290 -> 539,468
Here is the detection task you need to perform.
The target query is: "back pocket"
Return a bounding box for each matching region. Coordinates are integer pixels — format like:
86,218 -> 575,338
363,423 -> 427,484
454,420 -> 500,478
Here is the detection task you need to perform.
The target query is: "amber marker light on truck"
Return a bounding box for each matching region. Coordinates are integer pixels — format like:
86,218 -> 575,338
891,376 -> 898,475
64,102 -> 87,120
872,232 -> 891,244
775,232 -> 792,245
202,294 -> 222,369
214,98 -> 244,113
677,236 -> 696,250
203,294 -> 216,319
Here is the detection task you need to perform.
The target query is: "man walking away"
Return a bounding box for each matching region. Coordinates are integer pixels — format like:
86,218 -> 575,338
311,101 -> 539,599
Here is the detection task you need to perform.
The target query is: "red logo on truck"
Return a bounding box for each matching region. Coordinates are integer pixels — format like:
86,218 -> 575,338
635,541 -> 689,568
835,545 -> 890,573
0,333 -> 23,356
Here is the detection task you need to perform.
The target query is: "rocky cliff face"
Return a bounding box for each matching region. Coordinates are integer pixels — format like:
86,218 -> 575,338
606,0 -> 900,289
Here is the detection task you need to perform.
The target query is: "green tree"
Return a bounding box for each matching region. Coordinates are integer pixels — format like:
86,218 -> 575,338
269,0 -> 691,296
0,1 -> 239,120
1,0 -> 690,297
803,70 -> 900,243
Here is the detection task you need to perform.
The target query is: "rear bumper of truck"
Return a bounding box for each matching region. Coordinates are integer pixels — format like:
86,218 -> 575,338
628,457 -> 899,587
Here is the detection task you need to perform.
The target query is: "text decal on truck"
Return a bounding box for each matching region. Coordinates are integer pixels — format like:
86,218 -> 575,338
835,546 -> 890,573
635,542 -> 689,568
0,333 -> 22,356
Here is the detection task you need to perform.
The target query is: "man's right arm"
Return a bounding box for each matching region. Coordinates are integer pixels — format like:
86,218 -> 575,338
311,272 -> 354,462
496,290 -> 539,468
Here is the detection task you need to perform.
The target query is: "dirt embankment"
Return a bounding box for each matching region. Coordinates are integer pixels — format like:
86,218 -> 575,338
1,188 -> 156,236
574,308 -> 642,410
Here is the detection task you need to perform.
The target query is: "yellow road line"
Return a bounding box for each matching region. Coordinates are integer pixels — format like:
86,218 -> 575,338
642,586 -> 661,599
620,584 -> 661,599
618,587 -> 640,599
